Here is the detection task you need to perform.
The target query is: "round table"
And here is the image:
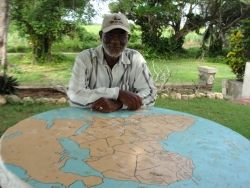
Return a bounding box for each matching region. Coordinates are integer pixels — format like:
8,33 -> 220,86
1,107 -> 250,188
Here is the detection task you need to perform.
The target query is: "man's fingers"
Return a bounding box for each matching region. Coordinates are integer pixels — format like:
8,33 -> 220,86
126,96 -> 143,110
91,98 -> 102,110
118,90 -> 143,110
92,98 -> 123,113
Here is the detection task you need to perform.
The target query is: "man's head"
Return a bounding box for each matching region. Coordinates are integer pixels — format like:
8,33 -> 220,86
100,13 -> 130,58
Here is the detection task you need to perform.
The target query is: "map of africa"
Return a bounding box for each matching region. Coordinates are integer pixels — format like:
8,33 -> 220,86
1,107 -> 250,188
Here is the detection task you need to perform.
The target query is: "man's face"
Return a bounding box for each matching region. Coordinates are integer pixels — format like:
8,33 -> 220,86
101,29 -> 130,58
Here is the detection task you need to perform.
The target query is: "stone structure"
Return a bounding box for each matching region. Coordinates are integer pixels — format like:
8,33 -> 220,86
222,79 -> 243,100
198,66 -> 218,90
159,92 -> 223,100
222,62 -> 250,100
155,66 -> 218,93
242,62 -> 250,98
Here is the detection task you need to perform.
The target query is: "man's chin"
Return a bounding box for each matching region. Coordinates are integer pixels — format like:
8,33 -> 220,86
104,49 -> 122,57
107,52 -> 122,58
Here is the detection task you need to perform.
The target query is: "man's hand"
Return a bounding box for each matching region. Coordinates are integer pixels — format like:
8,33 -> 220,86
118,90 -> 143,110
91,97 -> 123,113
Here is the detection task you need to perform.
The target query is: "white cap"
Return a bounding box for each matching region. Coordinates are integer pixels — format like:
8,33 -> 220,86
101,13 -> 130,33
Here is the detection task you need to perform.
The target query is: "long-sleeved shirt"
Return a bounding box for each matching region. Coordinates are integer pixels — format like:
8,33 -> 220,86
67,45 -> 157,108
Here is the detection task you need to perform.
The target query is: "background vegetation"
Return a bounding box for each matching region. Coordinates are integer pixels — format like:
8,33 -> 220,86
5,23 -> 234,92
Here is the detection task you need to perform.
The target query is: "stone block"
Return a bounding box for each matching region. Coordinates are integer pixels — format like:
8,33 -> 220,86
176,93 -> 182,100
215,93 -> 223,99
181,94 -> 188,100
242,62 -> 250,98
198,66 -> 218,73
207,93 -> 216,99
161,93 -> 169,99
222,79 -> 243,99
188,94 -> 196,99
0,95 -> 7,106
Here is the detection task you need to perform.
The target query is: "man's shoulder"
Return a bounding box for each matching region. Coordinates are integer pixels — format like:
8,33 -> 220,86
124,48 -> 140,54
122,48 -> 146,65
77,45 -> 103,57
123,48 -> 143,58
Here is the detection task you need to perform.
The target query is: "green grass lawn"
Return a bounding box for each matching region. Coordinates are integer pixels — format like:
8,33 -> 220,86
147,58 -> 235,92
155,98 -> 250,140
7,54 -> 235,93
7,54 -> 76,86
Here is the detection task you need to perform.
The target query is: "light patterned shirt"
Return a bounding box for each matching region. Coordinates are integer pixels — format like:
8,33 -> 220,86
67,45 -> 157,108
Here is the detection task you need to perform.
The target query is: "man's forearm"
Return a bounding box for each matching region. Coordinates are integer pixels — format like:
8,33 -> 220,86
67,87 -> 120,108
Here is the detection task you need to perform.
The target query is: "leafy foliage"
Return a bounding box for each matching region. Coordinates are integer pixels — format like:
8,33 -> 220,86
142,35 -> 185,59
226,19 -> 250,80
10,0 -> 95,63
226,30 -> 247,80
0,69 -> 19,95
242,20 -> 250,59
208,38 -> 223,58
200,0 -> 250,57
109,0 -> 232,57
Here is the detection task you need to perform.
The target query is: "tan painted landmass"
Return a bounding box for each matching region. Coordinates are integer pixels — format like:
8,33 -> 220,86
1,114 -> 195,187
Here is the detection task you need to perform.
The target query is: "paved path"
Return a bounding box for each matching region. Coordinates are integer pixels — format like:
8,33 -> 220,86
235,98 -> 250,106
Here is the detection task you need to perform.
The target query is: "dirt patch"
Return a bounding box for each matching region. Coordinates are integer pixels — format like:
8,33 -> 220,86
18,89 -> 67,99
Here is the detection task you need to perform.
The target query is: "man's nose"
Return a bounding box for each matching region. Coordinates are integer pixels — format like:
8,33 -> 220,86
110,35 -> 120,42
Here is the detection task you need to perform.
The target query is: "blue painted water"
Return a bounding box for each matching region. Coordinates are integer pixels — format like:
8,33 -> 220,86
4,132 -> 22,139
57,137 -> 103,177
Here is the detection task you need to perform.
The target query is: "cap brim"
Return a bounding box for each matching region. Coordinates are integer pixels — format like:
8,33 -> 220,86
102,25 -> 130,33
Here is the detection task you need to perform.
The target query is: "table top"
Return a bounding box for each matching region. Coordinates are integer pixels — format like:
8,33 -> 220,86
1,107 -> 250,188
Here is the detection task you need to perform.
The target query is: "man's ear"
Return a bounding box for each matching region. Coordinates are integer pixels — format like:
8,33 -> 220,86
127,34 -> 131,41
99,31 -> 103,39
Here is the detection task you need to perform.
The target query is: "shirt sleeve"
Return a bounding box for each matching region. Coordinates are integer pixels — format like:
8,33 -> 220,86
67,51 -> 120,108
131,54 -> 157,107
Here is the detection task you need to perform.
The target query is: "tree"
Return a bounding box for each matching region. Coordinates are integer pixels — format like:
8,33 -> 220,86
0,0 -> 10,67
109,0 -> 222,55
10,0 -> 95,63
201,0 -> 250,58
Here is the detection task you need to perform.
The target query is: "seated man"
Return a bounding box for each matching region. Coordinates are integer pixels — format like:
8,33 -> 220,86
67,13 -> 157,113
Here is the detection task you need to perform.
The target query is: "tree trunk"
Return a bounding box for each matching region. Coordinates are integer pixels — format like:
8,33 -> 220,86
31,35 -> 52,63
0,0 -> 10,67
221,31 -> 229,48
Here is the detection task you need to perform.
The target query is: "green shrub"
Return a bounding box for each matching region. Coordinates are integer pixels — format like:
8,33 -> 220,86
208,38 -> 223,58
127,42 -> 143,50
226,30 -> 247,80
52,27 -> 101,52
7,45 -> 30,53
226,20 -> 250,80
0,68 -> 19,95
184,31 -> 202,44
